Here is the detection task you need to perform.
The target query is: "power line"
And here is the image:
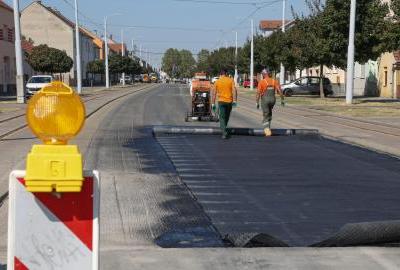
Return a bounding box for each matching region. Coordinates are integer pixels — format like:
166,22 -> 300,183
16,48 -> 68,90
106,24 -> 224,32
212,0 -> 281,49
172,0 -> 277,5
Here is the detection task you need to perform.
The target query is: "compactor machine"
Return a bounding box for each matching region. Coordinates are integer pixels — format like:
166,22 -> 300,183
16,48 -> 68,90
185,73 -> 218,122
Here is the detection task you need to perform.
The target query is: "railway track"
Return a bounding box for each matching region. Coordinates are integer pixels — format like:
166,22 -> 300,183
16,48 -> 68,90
0,85 -> 155,141
238,94 -> 400,138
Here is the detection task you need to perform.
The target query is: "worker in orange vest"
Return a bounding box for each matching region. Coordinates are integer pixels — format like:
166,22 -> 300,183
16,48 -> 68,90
256,69 -> 285,136
212,70 -> 237,139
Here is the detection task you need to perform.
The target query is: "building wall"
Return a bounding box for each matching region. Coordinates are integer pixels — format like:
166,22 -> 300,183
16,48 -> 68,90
74,33 -> 96,83
0,4 -> 16,95
378,52 -> 396,98
20,2 -> 98,86
21,2 -> 74,84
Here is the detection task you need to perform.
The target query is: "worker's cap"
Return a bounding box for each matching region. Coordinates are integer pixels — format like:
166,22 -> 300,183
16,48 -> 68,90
262,69 -> 271,75
261,68 -> 272,75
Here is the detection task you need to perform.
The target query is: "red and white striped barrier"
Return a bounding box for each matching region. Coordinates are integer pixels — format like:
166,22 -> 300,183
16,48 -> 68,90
7,170 -> 100,270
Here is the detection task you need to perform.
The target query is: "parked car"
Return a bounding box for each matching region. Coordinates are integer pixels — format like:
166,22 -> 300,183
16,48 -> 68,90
211,77 -> 219,84
282,76 -> 333,97
243,79 -> 258,88
120,75 -> 133,84
25,75 -> 53,97
134,75 -> 142,83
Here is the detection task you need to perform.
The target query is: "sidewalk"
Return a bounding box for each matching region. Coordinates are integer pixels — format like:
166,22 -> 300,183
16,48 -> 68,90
238,90 -> 400,157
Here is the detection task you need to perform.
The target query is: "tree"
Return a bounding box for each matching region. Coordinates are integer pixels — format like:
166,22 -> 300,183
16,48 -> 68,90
382,0 -> 400,52
196,49 -> 210,73
27,44 -> 73,75
162,48 -> 181,78
287,0 -> 389,98
208,47 -> 236,76
179,50 -> 196,78
87,59 -> 104,75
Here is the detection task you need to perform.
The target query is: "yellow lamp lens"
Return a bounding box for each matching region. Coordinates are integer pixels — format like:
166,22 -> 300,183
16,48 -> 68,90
26,81 -> 86,145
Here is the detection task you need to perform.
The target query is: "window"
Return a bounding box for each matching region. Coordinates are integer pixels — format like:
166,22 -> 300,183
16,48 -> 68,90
7,28 -> 14,42
310,78 -> 320,85
300,78 -> 308,85
0,29 -> 3,40
384,70 -> 388,87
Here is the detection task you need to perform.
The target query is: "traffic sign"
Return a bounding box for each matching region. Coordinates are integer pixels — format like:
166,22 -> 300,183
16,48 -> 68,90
7,170 -> 99,270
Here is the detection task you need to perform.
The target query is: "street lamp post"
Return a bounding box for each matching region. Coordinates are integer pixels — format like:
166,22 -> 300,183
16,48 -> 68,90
104,13 -> 121,89
346,0 -> 357,104
279,0 -> 286,86
74,0 -> 82,94
234,31 -> 239,87
12,0 -> 25,103
121,29 -> 125,86
250,19 -> 254,91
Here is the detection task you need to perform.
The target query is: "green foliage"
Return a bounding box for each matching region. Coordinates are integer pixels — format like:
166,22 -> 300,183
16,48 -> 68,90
207,47 -> 237,76
27,44 -> 73,74
87,59 -> 104,74
162,48 -> 196,78
383,0 -> 400,51
179,49 -> 196,78
196,49 -> 210,73
109,55 -> 142,75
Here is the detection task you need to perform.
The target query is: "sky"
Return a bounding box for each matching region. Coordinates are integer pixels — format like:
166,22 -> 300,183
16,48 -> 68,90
6,0 -> 309,68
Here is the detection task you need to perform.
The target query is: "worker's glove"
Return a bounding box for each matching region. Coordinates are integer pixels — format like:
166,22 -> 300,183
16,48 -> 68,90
212,104 -> 216,112
256,103 -> 260,110
281,100 -> 285,107
232,102 -> 237,108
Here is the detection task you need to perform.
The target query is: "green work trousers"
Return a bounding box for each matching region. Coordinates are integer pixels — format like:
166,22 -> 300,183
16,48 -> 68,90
218,102 -> 232,136
261,89 -> 276,128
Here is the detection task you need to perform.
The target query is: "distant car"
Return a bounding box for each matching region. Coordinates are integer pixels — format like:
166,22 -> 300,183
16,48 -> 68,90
243,79 -> 258,88
134,75 -> 142,83
120,75 -> 132,84
26,75 -> 53,97
211,77 -> 219,84
282,76 -> 333,97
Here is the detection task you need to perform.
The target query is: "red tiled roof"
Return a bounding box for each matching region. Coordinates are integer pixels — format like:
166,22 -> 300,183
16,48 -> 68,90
22,39 -> 34,53
259,20 -> 293,31
108,43 -> 126,53
0,0 -> 13,12
394,51 -> 400,63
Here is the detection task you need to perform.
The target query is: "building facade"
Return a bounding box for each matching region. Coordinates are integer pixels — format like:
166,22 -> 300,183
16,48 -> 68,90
0,0 -> 16,95
21,1 -> 97,86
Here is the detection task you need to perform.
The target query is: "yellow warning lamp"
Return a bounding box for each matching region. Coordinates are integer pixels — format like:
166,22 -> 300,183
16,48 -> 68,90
25,81 -> 86,193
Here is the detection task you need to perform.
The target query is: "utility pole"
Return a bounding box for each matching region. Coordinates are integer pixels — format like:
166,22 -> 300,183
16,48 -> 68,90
279,0 -> 286,86
250,19 -> 254,91
12,0 -> 24,103
104,13 -> 121,88
346,0 -> 356,104
74,0 -> 82,94
104,16 -> 110,88
121,29 -> 125,86
234,31 -> 238,87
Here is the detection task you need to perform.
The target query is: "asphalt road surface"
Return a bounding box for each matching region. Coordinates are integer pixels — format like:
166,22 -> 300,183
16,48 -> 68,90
1,83 -> 400,269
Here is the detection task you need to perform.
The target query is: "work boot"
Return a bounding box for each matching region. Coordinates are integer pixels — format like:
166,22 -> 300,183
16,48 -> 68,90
264,128 -> 272,137
222,130 -> 229,140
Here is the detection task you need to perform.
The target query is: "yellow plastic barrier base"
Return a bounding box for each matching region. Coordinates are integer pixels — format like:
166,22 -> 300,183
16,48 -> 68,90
25,144 -> 84,192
